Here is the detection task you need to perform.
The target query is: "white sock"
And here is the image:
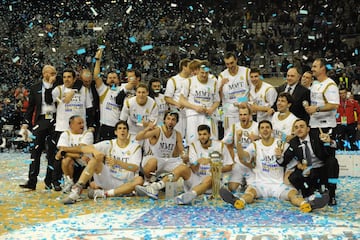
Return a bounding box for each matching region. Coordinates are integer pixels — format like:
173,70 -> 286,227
106,189 -> 115,197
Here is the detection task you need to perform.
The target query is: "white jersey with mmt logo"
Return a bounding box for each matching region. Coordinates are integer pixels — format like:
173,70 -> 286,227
52,85 -> 92,132
219,66 -> 250,117
246,139 -> 284,185
249,82 -> 277,122
94,139 -> 142,181
97,82 -> 122,127
223,121 -> 258,149
120,96 -> 158,135
271,112 -> 297,140
147,126 -> 178,158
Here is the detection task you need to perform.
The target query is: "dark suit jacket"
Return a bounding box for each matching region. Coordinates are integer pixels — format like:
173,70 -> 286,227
25,81 -> 46,128
280,133 -> 335,168
275,83 -> 310,122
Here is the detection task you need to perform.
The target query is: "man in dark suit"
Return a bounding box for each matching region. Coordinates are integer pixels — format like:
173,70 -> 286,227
279,119 -> 336,203
19,65 -> 61,191
275,67 -> 310,122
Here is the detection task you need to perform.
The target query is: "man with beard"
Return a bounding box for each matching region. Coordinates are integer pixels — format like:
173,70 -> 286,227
136,124 -> 233,204
220,120 -> 329,212
135,111 -> 188,181
148,78 -> 169,126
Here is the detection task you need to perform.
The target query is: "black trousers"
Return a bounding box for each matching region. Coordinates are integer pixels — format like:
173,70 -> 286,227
27,116 -> 59,186
289,166 -> 327,198
97,124 -> 116,142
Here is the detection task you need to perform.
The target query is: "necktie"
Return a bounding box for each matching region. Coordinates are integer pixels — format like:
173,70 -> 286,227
302,140 -> 312,166
286,86 -> 292,94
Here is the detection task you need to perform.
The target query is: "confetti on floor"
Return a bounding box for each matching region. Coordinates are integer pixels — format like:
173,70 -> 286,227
1,152 -> 359,239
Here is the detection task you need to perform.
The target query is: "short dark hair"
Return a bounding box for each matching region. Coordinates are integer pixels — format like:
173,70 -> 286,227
278,92 -> 294,105
258,120 -> 272,130
197,124 -> 210,133
250,68 -> 261,75
163,110 -> 179,122
115,120 -> 129,130
224,52 -> 237,60
63,69 -> 76,78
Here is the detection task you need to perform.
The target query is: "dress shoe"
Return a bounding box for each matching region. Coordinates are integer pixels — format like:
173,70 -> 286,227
53,185 -> 62,192
328,196 -> 337,206
44,183 -> 53,190
19,182 -> 36,190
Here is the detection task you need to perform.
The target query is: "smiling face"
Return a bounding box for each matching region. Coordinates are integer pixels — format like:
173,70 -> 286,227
63,71 -> 75,88
197,68 -> 209,83
301,72 -> 313,88
224,56 -> 238,75
250,72 -> 261,88
258,121 -> 272,140
198,129 -> 211,147
293,119 -> 310,139
276,96 -> 291,113
69,116 -> 84,134
135,86 -> 148,105
286,68 -> 300,86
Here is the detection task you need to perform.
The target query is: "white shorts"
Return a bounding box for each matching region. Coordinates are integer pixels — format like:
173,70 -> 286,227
250,182 -> 295,200
186,115 -> 217,144
93,164 -> 134,190
141,155 -> 183,174
229,161 -> 256,185
183,171 -> 213,194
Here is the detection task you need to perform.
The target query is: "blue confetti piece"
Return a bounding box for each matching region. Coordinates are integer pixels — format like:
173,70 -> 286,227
355,48 -> 358,55
328,178 -> 339,184
272,13 -> 277,17
189,6 -> 193,11
48,32 -> 54,38
326,64 -> 333,70
116,69 -> 121,73
29,22 -> 33,29
237,96 -> 248,102
76,48 -> 86,55
260,75 -> 264,80
141,45 -> 153,51
129,36 -> 137,43
98,45 -> 106,49
127,64 -> 133,70
24,159 -> 33,164
343,140 -> 351,149
335,113 -> 339,118
287,63 -> 293,69
48,165 -> 54,170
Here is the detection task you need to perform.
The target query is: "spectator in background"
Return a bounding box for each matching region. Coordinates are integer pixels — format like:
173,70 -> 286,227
334,87 -> 360,151
351,79 -> 360,102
